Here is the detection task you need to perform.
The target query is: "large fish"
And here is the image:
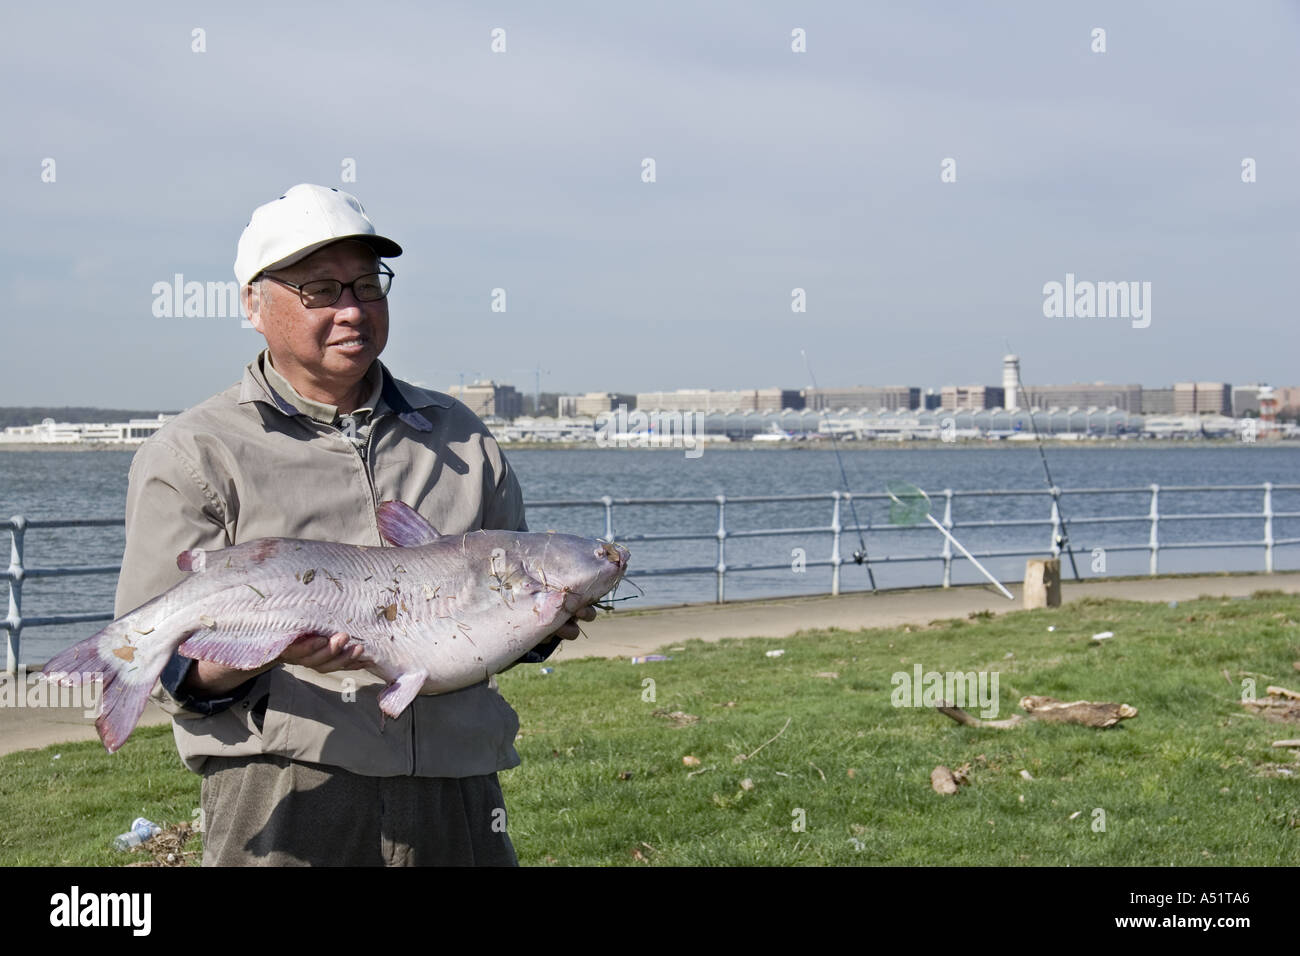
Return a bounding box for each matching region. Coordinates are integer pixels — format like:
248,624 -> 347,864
43,501 -> 630,753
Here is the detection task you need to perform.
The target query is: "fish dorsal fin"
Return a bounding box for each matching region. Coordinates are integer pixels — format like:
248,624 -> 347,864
376,501 -> 441,547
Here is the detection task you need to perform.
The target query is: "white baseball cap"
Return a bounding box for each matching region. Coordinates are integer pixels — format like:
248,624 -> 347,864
234,184 -> 402,287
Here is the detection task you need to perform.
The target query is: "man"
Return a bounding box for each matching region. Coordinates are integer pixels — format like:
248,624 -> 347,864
116,183 -> 591,865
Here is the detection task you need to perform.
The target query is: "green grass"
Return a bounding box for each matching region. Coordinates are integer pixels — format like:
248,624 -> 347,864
3,592 -> 1299,866
0,726 -> 203,866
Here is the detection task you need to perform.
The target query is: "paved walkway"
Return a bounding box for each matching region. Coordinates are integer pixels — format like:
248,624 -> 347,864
4,571 -> 1298,756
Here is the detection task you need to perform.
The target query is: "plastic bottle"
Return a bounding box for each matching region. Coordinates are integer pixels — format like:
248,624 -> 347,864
131,817 -> 162,838
111,830 -> 143,851
112,818 -> 161,851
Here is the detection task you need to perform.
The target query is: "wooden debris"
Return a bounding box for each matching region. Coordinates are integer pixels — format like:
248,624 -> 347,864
739,716 -> 792,762
1019,696 -> 1138,728
1271,740 -> 1300,748
937,696 -> 1136,729
1243,697 -> 1298,710
651,709 -> 699,727
931,765 -> 967,795
936,702 -> 1024,730
1241,686 -> 1300,724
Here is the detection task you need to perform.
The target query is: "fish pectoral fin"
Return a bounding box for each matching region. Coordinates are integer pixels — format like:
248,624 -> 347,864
376,501 -> 441,547
177,628 -> 306,670
378,670 -> 430,719
532,588 -> 572,626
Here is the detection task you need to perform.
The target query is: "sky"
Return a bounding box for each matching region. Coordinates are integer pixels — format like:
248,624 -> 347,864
3,0 -> 1298,408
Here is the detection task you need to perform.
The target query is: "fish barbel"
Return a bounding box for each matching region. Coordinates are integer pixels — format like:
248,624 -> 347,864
42,501 -> 630,752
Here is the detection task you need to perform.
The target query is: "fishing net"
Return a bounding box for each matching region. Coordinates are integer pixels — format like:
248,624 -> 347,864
885,480 -> 932,526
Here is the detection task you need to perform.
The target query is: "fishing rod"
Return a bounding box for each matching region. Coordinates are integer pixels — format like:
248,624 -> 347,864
1005,345 -> 1081,580
801,350 -> 877,591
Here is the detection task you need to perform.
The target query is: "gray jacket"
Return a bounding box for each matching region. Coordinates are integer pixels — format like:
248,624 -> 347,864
115,350 -> 528,777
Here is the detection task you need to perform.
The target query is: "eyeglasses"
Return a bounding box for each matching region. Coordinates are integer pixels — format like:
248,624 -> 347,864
260,266 -> 395,308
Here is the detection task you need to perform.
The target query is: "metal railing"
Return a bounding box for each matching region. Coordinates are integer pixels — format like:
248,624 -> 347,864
6,482 -> 1300,673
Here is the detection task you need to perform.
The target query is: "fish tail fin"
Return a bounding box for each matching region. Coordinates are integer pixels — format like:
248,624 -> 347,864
42,595 -> 182,754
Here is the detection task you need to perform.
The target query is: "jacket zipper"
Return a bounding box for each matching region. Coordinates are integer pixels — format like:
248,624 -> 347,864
358,416 -> 379,513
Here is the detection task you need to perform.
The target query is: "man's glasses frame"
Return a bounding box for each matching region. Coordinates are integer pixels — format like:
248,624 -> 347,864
260,265 -> 395,308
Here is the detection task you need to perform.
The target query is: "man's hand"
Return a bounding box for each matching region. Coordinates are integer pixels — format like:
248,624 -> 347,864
180,632 -> 372,698
278,632 -> 372,672
552,604 -> 597,640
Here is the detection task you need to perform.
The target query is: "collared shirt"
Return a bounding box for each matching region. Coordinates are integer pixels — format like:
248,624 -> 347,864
262,352 -> 384,457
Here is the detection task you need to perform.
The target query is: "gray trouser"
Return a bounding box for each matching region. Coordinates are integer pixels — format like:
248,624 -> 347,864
199,754 -> 518,866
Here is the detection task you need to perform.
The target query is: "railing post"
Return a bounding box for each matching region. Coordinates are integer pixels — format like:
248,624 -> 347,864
1263,482 -> 1274,574
714,494 -> 727,604
1147,484 -> 1160,576
940,490 -> 953,588
830,492 -> 842,596
601,495 -> 615,542
5,516 -> 26,675
1048,488 -> 1062,559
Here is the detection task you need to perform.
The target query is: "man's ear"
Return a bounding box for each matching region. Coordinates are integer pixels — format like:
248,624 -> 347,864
243,282 -> 264,331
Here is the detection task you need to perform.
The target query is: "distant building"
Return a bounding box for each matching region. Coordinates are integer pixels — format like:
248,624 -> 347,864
1174,382 -> 1231,415
1198,382 -> 1232,415
447,380 -> 523,420
940,385 -> 1005,410
0,415 -> 172,444
1232,385 -> 1267,417
558,392 -> 635,418
757,388 -> 805,411
498,416 -> 597,443
1142,388 -> 1175,414
1017,383 -> 1142,412
804,386 -> 919,411
1273,386 -> 1300,417
636,388 -> 802,412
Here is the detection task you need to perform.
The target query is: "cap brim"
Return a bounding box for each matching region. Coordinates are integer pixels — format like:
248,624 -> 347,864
261,234 -> 403,275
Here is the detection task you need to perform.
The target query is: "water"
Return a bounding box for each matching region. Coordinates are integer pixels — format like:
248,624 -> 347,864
4,444 -> 1300,665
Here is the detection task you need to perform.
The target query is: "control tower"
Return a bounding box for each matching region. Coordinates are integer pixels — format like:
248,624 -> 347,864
1002,355 -> 1021,411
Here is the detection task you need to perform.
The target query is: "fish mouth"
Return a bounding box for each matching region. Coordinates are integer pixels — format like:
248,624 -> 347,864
597,541 -> 630,568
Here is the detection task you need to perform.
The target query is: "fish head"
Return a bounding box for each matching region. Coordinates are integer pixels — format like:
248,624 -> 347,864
514,533 -> 630,613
